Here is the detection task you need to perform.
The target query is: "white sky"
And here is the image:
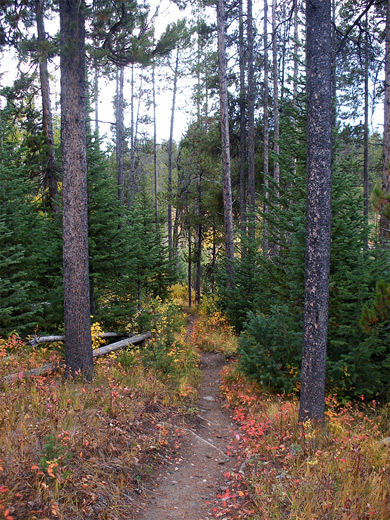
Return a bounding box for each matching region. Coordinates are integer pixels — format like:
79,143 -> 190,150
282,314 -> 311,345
0,0 -> 384,145
0,0 -> 203,144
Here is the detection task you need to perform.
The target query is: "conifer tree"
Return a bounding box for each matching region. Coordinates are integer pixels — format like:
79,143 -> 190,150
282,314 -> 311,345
60,0 -> 93,379
0,114 -> 42,336
299,0 -> 333,424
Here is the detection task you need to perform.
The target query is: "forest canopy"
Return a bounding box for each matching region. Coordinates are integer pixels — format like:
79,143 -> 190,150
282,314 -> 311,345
0,0 -> 389,408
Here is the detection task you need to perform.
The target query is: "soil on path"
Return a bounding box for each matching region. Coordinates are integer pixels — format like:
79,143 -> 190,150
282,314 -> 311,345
134,351 -> 238,520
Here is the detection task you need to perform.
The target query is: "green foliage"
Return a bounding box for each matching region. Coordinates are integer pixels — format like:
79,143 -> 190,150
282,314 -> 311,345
94,190 -> 174,329
139,300 -> 199,387
235,98 -> 389,400
238,306 -> 302,393
0,112 -> 44,335
87,133 -> 124,322
349,280 -> 390,399
217,236 -> 263,332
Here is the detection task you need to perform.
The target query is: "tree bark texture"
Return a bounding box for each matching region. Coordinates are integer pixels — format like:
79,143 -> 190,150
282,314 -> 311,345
60,0 -> 93,379
299,0 -> 332,424
380,0 -> 390,240
217,0 -> 235,287
36,0 -> 59,214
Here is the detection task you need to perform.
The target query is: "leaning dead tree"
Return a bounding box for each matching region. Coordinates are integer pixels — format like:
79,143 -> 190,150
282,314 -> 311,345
3,332 -> 151,384
28,332 -> 125,347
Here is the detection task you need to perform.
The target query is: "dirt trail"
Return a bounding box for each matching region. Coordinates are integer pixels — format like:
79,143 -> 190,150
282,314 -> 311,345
134,351 -> 237,520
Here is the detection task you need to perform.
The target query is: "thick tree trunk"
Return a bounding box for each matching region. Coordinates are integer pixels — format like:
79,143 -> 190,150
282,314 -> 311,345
239,0 -> 247,246
247,0 -> 256,240
263,0 -> 270,255
60,0 -> 93,380
380,0 -> 390,240
299,0 -> 332,424
217,0 -> 235,288
36,0 -> 59,215
116,66 -> 125,206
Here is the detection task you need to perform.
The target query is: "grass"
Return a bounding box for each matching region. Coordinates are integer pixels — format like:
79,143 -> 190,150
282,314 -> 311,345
220,364 -> 390,520
0,299 -> 200,520
1,296 -> 389,520
191,308 -> 238,358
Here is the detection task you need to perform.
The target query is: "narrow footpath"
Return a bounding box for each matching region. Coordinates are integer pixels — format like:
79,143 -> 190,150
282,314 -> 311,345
134,352 -> 238,520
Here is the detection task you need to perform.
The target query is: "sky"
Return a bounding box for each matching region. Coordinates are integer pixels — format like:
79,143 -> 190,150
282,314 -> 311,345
0,0 -> 203,145
0,0 -> 384,146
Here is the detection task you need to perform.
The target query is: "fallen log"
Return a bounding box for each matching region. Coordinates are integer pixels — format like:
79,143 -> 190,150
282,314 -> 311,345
92,332 -> 151,358
3,332 -> 151,384
28,332 -> 126,347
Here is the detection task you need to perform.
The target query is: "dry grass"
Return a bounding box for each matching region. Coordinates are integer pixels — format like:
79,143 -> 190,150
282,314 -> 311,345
220,364 -> 390,520
0,316 -> 200,520
191,310 -> 238,357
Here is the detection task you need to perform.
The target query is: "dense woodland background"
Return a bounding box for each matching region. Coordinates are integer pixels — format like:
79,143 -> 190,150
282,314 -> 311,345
0,0 -> 389,407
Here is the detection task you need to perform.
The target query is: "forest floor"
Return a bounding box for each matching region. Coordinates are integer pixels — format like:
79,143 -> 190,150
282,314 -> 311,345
1,302 -> 388,520
134,350 -> 237,520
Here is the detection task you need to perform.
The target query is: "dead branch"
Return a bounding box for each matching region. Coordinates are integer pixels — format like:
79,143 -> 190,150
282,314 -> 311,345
2,332 -> 151,384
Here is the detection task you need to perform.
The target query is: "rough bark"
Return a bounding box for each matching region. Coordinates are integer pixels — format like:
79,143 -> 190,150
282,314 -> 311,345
217,0 -> 235,287
299,0 -> 332,425
380,0 -> 390,240
36,0 -> 59,215
60,0 -> 93,380
263,0 -> 270,255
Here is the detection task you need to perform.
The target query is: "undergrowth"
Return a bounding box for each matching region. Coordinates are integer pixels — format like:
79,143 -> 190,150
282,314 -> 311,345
191,300 -> 238,357
0,297 -> 200,520
220,364 -> 390,520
